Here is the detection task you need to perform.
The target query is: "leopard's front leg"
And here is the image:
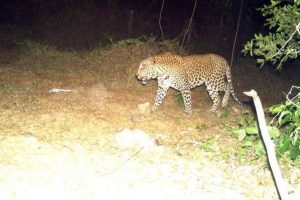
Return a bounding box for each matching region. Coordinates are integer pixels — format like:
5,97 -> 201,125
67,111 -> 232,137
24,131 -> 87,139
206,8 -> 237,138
152,86 -> 169,112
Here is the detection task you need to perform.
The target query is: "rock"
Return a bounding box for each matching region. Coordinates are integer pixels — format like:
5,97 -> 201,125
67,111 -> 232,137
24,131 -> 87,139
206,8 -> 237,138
115,128 -> 156,151
137,102 -> 150,116
232,106 -> 242,114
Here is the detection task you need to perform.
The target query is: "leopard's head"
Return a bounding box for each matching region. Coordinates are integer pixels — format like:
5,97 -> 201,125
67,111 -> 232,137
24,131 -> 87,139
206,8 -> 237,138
136,57 -> 157,85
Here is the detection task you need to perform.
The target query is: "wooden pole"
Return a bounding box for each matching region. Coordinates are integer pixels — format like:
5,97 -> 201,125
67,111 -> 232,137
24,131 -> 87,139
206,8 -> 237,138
244,90 -> 290,200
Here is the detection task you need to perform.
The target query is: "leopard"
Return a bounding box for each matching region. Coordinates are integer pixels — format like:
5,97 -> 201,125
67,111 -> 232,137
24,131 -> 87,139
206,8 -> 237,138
136,52 -> 242,116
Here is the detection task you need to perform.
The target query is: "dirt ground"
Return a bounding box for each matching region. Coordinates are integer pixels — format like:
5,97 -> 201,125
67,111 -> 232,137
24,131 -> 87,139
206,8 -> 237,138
0,44 -> 300,200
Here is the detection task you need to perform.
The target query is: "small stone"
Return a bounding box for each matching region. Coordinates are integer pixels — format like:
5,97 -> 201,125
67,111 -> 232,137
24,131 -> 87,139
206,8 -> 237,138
232,106 -> 242,114
137,102 -> 150,116
115,128 -> 156,151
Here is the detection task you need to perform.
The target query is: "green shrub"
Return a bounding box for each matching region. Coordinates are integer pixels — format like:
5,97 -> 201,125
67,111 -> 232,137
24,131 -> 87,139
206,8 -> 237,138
243,0 -> 300,69
269,88 -> 300,163
231,87 -> 300,166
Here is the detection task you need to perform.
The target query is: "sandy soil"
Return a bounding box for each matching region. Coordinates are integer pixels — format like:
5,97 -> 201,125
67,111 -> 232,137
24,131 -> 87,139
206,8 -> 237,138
0,67 -> 299,200
0,42 -> 300,200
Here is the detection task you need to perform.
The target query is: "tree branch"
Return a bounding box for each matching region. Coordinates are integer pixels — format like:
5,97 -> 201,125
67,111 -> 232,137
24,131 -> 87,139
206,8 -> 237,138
268,22 -> 300,60
230,0 -> 244,67
180,0 -> 198,52
159,0 -> 165,40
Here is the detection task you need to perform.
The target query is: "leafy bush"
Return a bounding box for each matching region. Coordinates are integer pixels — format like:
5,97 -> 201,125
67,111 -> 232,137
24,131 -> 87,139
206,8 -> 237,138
242,0 -> 300,69
231,87 -> 300,166
231,111 -> 279,157
269,88 -> 300,163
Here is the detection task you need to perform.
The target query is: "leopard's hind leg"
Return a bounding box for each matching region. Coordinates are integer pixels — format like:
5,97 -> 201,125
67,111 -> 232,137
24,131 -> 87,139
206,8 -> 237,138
206,84 -> 220,113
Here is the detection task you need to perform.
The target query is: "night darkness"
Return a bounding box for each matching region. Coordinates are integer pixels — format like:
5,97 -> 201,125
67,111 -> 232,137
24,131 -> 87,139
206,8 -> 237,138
0,0 -> 265,51
0,0 -> 299,103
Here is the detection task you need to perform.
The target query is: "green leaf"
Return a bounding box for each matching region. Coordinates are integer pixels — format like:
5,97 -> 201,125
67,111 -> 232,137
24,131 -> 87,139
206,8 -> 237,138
255,142 -> 265,156
257,58 -> 265,63
279,110 -> 292,126
295,109 -> 300,120
245,127 -> 259,135
286,124 -> 297,135
231,128 -> 241,138
296,122 -> 300,129
280,114 -> 293,127
269,104 -> 285,114
290,145 -> 300,160
276,135 -> 291,157
293,157 -> 300,167
242,140 -> 253,147
238,129 -> 247,141
267,126 -> 281,138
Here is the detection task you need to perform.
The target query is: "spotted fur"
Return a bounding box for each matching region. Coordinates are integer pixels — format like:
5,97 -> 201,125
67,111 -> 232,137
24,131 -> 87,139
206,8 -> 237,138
136,52 -> 242,116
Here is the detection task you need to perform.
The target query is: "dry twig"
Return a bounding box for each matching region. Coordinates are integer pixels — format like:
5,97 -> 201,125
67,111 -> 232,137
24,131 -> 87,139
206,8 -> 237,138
180,0 -> 198,51
230,0 -> 244,67
268,22 -> 300,60
159,0 -> 165,39
286,85 -> 300,109
269,86 -> 300,126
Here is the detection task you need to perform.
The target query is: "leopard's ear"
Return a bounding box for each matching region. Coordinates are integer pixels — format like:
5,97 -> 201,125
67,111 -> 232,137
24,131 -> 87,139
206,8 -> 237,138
148,56 -> 156,64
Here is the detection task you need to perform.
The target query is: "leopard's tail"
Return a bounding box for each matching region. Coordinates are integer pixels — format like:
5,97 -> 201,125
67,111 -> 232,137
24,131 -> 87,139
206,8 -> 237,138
226,70 -> 243,105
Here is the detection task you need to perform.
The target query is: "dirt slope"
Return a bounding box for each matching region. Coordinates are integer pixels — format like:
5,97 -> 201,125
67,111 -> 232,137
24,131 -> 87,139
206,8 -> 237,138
0,43 -> 299,200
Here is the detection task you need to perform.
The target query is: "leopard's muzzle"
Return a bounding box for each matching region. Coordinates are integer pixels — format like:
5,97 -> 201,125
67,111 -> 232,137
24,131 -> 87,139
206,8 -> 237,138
136,75 -> 149,85
136,65 -> 151,85
141,79 -> 148,85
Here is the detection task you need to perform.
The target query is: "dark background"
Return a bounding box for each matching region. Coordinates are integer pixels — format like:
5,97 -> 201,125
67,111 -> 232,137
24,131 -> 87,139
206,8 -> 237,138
1,0 -> 299,106
0,0 -> 265,56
